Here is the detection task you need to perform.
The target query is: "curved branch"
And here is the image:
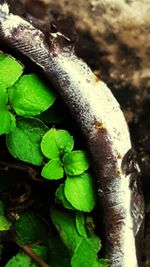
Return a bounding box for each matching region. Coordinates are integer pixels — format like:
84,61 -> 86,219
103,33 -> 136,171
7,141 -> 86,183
20,244 -> 50,267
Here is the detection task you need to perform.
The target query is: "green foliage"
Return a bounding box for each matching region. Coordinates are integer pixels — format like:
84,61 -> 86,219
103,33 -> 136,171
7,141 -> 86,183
41,158 -> 64,180
0,110 -> 16,135
50,207 -> 82,252
6,117 -> 48,165
71,236 -> 100,267
8,73 -> 56,116
0,52 -> 24,88
51,207 -> 103,267
48,230 -> 71,267
0,52 -> 57,137
40,129 -> 96,211
0,51 -> 107,266
0,200 -> 12,231
5,245 -> 48,267
0,83 -> 16,136
41,128 -> 76,180
55,183 -> 75,210
40,130 -> 90,183
41,128 -> 74,159
63,150 -> 90,176
5,251 -> 30,267
64,172 -> 96,212
75,212 -> 87,238
0,52 -> 22,136
14,211 -> 48,245
0,86 -> 8,110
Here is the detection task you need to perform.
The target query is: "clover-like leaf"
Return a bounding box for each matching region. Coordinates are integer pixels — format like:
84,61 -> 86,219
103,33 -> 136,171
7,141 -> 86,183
41,128 -> 74,159
6,117 -> 48,165
63,150 -> 90,176
0,200 -> 12,231
8,73 -> 56,116
0,110 -> 16,135
55,183 -> 75,210
14,211 -> 48,245
41,158 -> 64,180
50,207 -> 82,252
64,172 -> 96,212
0,52 -> 24,88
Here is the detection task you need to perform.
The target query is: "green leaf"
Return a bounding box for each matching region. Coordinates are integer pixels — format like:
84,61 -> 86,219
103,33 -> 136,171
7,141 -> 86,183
71,236 -> 101,267
55,183 -> 75,210
63,150 -> 90,176
8,73 -> 56,116
41,128 -> 74,159
41,158 -> 64,180
5,251 -> 30,267
14,211 -> 48,245
5,245 -> 48,267
0,200 -> 12,231
32,245 -> 49,263
75,212 -> 87,238
6,117 -> 48,165
0,86 -> 8,110
0,110 -> 16,135
0,52 -> 24,88
64,172 -> 96,212
48,229 -> 71,267
50,207 -> 82,252
89,235 -> 101,254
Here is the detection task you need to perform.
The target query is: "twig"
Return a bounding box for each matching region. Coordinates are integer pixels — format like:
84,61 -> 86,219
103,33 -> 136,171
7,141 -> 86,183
20,244 -> 50,267
0,160 -> 43,183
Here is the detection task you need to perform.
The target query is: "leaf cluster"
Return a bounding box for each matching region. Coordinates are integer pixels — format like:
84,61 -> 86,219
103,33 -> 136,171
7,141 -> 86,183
0,52 -> 56,136
0,52 -> 108,267
50,207 -> 106,267
41,128 -> 96,212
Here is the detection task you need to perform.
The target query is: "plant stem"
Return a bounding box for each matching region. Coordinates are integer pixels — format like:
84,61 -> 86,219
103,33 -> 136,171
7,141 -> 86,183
0,160 -> 43,183
20,244 -> 50,267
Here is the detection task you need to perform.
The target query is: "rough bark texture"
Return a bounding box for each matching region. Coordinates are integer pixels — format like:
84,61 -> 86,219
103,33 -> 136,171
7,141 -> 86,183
41,2 -> 150,265
45,2 -> 150,266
